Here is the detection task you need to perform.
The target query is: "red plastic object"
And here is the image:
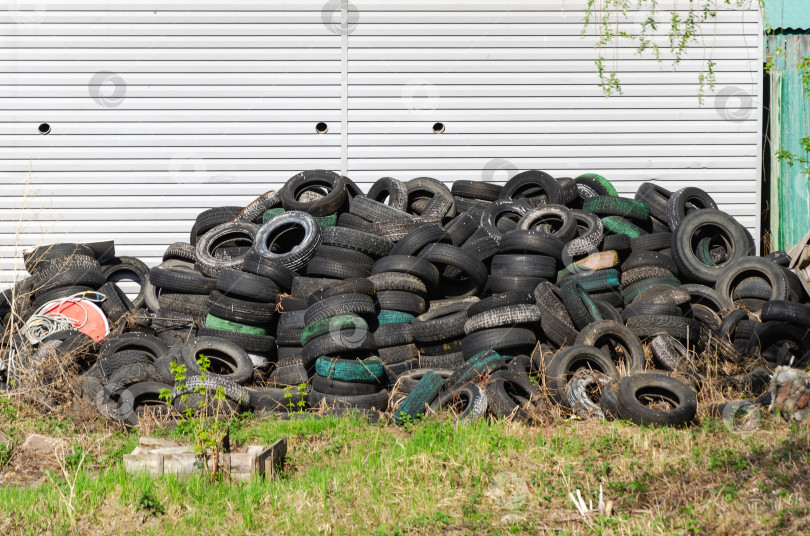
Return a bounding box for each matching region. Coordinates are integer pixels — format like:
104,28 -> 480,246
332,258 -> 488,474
41,299 -> 110,342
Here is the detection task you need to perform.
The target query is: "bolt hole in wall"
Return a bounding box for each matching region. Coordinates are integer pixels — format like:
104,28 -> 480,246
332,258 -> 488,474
315,122 -> 328,134
432,122 -> 445,134
38,123 -> 50,135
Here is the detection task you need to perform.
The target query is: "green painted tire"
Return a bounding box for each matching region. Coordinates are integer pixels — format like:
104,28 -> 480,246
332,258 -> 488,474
376,310 -> 415,325
301,314 -> 369,347
205,314 -> 269,335
315,356 -> 385,383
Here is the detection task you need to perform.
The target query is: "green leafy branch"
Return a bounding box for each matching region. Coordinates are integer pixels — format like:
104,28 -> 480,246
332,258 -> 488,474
581,0 -> 745,99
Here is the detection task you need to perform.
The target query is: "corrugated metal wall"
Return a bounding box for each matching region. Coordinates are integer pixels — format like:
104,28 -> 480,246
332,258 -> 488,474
0,0 -> 762,285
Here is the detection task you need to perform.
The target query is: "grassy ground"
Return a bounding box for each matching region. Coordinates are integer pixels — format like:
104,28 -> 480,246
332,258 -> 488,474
0,396 -> 808,536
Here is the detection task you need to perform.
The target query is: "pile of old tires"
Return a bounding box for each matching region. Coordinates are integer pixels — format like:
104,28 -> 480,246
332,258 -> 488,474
1,169 -> 807,428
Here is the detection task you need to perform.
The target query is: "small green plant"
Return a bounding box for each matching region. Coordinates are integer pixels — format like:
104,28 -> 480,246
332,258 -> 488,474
283,383 -> 308,413
135,488 -> 165,516
0,441 -> 12,467
63,444 -> 87,471
159,354 -> 229,479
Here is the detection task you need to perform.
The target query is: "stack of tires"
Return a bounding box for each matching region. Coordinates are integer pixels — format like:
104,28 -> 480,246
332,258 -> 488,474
304,279 -> 388,412
5,167 -> 810,429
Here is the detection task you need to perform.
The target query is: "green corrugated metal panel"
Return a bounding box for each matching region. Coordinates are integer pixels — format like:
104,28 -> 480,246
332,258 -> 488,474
764,0 -> 810,31
768,33 -> 810,250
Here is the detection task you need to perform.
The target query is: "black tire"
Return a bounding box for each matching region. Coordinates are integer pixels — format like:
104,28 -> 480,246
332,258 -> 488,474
241,251 -> 295,291
23,243 -> 95,274
411,301 -> 474,342
497,231 -> 565,259
517,204 -> 577,242
304,293 -> 376,325
484,275 -> 545,294
302,331 -> 376,365
379,343 -> 419,365
616,372 -> 697,427
372,322 -> 414,348
485,370 -> 544,423
681,283 -> 734,313
207,290 -> 276,325
466,291 -> 533,318
149,262 -> 216,294
234,190 -> 282,224
761,300 -> 810,328
451,180 -> 502,201
305,256 -> 371,279
108,363 -> 161,387
490,254 -> 556,279
562,210 -> 604,262
631,232 -> 673,253
123,381 -> 174,426
621,302 -> 682,322
480,200 -> 532,242
389,223 -> 453,256
626,315 -> 703,343
308,388 -> 388,411
369,220 -> 423,242
715,257 -> 789,302
247,385 -> 307,413
197,326 -> 276,353
544,345 -> 619,404
321,226 -> 394,259
252,211 -> 320,272
337,212 -> 373,232
311,374 -> 381,397
621,250 -> 679,276
32,262 -> 106,294
460,327 -> 537,361
672,209 -> 753,285
619,266 -> 675,290
371,255 -> 440,288
574,320 -> 646,373
443,212 -> 479,246
98,281 -> 134,323
499,170 -> 562,205
181,336 -> 254,385
428,383 -> 488,420
280,169 -> 347,217
189,206 -> 243,246
307,278 -> 375,305
172,375 -> 250,413
194,222 -> 259,278
367,176 -> 409,210
666,187 -> 718,231
100,256 -> 150,308
420,352 -> 464,369
100,332 -> 169,361
418,243 -> 488,298
368,272 -> 427,295
98,350 -> 156,381
349,195 -> 413,223
635,183 -> 672,222
375,291 -> 426,316
406,177 -> 455,219
464,304 -> 541,334
216,268 -> 279,303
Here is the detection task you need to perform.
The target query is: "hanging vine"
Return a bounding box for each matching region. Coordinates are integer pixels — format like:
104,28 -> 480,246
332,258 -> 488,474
581,0 -> 750,102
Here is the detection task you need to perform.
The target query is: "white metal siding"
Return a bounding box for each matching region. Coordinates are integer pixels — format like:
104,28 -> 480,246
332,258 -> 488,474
0,0 -> 762,284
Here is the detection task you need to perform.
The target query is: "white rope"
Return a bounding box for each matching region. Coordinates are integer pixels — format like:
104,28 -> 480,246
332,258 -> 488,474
20,292 -> 107,345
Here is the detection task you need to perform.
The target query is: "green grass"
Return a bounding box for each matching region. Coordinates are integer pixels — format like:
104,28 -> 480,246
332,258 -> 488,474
0,404 -> 809,535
